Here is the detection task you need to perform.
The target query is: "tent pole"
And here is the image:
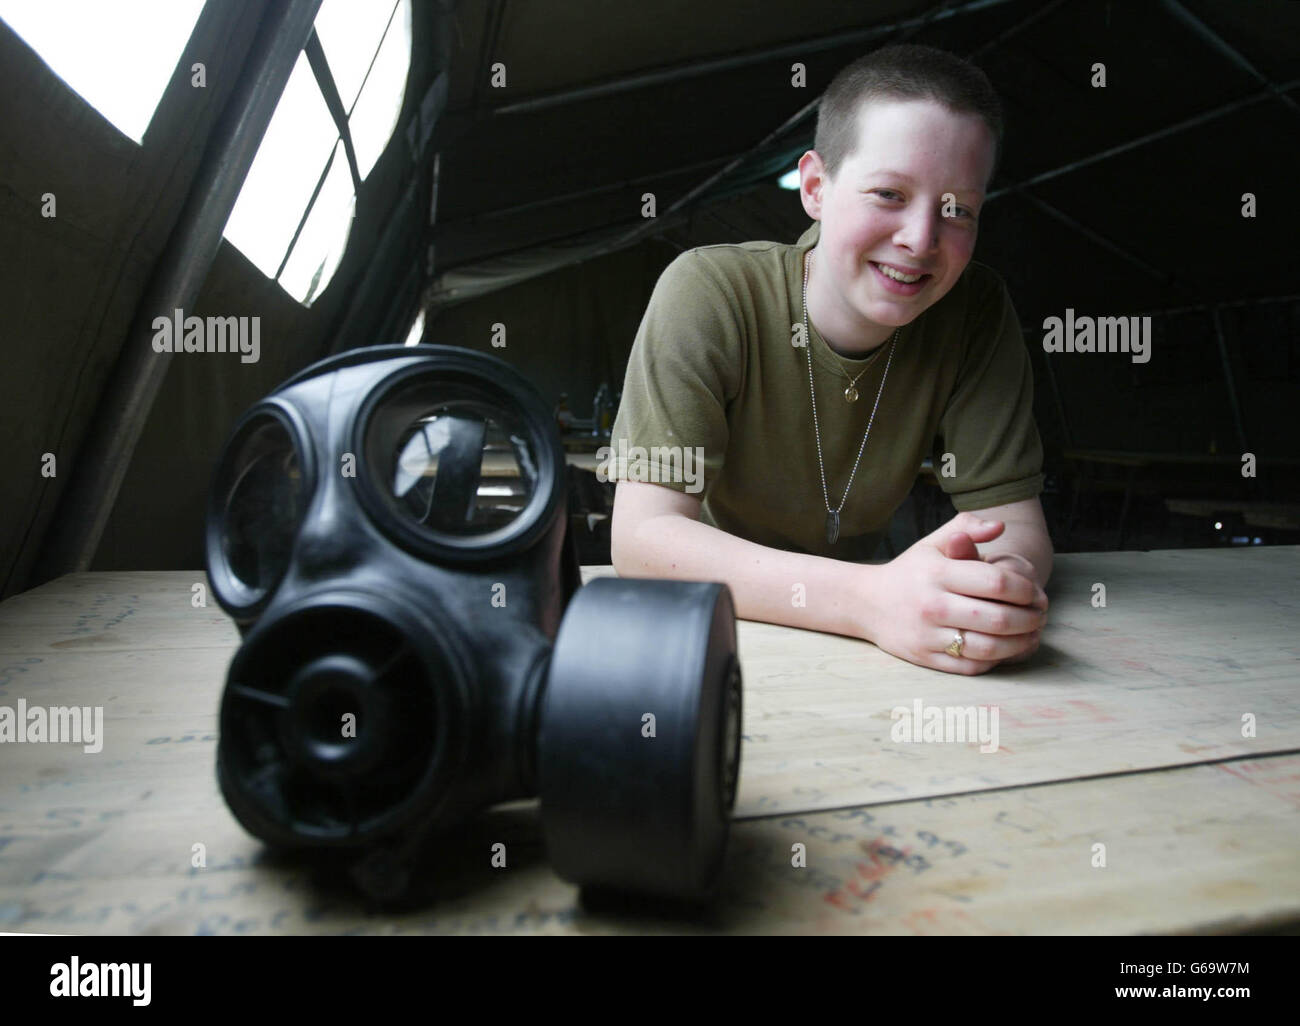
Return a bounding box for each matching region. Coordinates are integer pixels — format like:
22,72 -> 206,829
31,0 -> 324,585
490,0 -> 1020,118
1210,306 -> 1249,455
987,80 -> 1300,202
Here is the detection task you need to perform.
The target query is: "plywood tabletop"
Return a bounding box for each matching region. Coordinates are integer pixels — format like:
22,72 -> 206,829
1,547 -> 1297,934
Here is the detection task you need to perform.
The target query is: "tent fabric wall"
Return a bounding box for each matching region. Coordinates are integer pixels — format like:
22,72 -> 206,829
0,2 -> 265,597
4,0 -> 1299,592
88,243 -> 333,572
2,0 -> 444,590
424,237 -> 678,425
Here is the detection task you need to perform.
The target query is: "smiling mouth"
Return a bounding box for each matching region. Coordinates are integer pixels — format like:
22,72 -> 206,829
870,261 -> 931,284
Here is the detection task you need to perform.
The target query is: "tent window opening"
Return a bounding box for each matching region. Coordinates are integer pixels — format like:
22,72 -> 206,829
223,0 -> 411,305
0,0 -> 207,145
403,309 -> 425,347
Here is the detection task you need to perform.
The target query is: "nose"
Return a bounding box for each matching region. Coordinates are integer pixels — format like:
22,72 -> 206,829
894,202 -> 940,256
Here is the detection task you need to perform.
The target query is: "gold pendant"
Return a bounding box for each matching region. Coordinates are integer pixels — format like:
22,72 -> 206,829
844,385 -> 859,402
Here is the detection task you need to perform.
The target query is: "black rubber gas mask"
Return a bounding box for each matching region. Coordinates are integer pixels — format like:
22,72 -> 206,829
205,344 -> 742,904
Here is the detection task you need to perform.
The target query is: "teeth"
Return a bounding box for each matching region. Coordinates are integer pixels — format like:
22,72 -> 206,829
876,263 -> 923,283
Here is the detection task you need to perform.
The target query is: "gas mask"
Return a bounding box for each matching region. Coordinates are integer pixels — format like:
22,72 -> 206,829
205,344 -> 742,904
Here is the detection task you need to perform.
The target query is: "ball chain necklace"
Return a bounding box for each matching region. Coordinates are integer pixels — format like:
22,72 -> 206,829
803,249 -> 898,545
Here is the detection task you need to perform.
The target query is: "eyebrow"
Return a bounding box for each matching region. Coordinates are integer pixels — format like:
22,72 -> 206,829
865,169 -> 983,197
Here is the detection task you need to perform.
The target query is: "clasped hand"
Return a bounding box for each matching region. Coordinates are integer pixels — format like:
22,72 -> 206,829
860,512 -> 1047,675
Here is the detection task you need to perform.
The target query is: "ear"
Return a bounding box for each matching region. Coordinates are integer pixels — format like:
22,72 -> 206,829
798,150 -> 829,221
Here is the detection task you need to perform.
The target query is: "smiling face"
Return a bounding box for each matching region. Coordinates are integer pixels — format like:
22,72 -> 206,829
799,97 -> 996,353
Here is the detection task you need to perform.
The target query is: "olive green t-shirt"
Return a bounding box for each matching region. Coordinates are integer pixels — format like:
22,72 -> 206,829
607,221 -> 1044,561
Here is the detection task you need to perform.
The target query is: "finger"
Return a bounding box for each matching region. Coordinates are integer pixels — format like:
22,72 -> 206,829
1012,574 -> 1050,611
942,540 -> 1049,611
941,559 -> 1043,610
927,651 -> 1000,676
928,512 -> 1004,547
944,597 -> 1045,636
986,554 -> 1049,608
940,530 -> 982,561
934,627 -> 1040,663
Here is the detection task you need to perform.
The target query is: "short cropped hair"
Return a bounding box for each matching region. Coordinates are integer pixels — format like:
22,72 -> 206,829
814,44 -> 1004,184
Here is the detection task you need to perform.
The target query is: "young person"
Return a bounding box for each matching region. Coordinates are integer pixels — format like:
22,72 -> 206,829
608,44 -> 1052,675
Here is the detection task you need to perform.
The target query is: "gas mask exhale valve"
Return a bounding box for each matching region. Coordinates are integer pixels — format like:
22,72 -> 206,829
205,344 -> 742,904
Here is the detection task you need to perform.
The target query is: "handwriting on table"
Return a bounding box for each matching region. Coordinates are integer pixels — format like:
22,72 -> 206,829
65,594 -> 140,636
823,838 -> 929,912
997,700 -> 1116,728
1216,757 -> 1300,807
0,658 -> 43,697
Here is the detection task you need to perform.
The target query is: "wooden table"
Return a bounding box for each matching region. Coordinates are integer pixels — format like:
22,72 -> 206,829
1,547 -> 1297,934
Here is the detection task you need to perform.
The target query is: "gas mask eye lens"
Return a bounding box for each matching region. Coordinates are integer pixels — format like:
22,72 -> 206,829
360,366 -> 558,560
391,406 -> 537,535
218,415 -> 306,602
351,354 -> 567,562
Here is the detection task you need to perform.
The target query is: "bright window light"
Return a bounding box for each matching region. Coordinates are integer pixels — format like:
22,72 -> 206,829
778,169 -> 800,190
222,0 -> 410,305
348,0 -> 411,179
0,0 -> 205,144
403,309 -> 425,346
315,0 -> 396,110
223,53 -> 338,285
278,142 -> 355,305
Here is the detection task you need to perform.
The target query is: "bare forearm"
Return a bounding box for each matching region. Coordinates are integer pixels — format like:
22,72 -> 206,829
976,519 -> 1054,589
612,514 -> 871,637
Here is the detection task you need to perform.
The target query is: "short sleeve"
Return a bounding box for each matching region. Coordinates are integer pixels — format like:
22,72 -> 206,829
606,251 -> 745,495
936,268 -> 1044,511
